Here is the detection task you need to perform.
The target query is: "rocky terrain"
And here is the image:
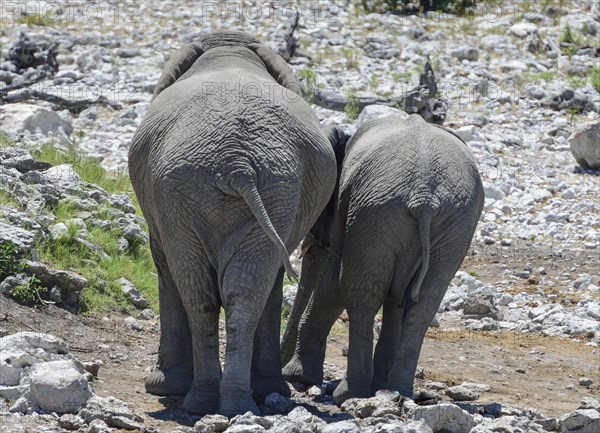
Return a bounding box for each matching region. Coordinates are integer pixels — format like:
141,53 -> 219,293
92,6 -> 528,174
0,1 -> 599,432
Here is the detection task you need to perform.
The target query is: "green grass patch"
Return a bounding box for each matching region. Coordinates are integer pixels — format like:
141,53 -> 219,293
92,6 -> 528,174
567,76 -> 587,89
1,139 -> 157,314
345,94 -> 360,122
15,14 -> 52,26
526,71 -> 555,84
38,222 -> 158,314
32,143 -> 131,194
591,68 -> 600,94
0,131 -> 14,148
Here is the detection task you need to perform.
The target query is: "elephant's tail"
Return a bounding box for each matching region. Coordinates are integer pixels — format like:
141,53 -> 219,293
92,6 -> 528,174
235,181 -> 299,280
406,209 -> 432,302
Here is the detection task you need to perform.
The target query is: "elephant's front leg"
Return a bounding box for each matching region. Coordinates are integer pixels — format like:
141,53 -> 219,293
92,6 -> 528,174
251,268 -> 291,398
145,235 -> 193,396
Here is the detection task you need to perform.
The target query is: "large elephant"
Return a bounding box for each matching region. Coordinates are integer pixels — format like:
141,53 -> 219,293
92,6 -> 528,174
282,114 -> 484,403
128,31 -> 337,416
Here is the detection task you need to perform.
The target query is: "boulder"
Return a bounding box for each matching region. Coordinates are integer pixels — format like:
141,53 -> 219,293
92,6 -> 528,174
117,277 -> 148,309
452,46 -> 480,61
41,164 -> 84,195
0,221 -> 35,251
78,395 -> 144,430
559,409 -> 600,433
569,120 -> 600,169
320,421 -> 361,433
0,103 -> 73,143
29,360 -> 92,413
413,403 -> 476,433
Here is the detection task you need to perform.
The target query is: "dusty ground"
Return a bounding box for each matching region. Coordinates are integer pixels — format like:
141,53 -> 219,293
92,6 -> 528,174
1,245 -> 598,432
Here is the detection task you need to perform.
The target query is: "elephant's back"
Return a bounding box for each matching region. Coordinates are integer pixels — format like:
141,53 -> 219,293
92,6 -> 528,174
341,115 -> 483,215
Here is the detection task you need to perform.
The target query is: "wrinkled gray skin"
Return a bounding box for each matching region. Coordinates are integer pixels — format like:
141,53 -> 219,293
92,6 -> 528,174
281,114 -> 484,404
129,31 -> 336,416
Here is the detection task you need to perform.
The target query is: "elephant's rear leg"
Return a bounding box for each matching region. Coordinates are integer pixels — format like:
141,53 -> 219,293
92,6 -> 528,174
333,248 -> 396,404
251,268 -> 291,399
218,241 -> 282,417
145,235 -> 193,396
381,250 -> 467,398
164,243 -> 222,415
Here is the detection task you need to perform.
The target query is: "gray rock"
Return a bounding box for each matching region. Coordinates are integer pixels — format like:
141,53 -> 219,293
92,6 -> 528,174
48,286 -> 63,303
452,46 -> 479,61
282,284 -> 297,314
287,406 -> 324,424
0,273 -> 31,296
83,361 -> 101,377
0,150 -> 51,173
41,164 -> 84,195
224,425 -> 265,433
0,103 -> 73,143
110,194 -> 136,214
0,221 -> 35,251
124,316 -> 143,331
9,396 -> 30,413
29,360 -> 92,413
117,277 -> 149,309
25,260 -> 88,294
463,294 -> 500,320
579,377 -> 593,387
559,409 -> 600,433
49,222 -> 69,240
230,411 -> 272,429
116,217 -> 149,245
341,395 -> 402,418
510,22 -> 538,38
371,420 -> 433,433
195,414 -> 229,432
413,403 -> 475,433
308,385 -> 322,397
573,274 -> 593,290
59,414 -> 84,430
116,48 -> 141,58
88,419 -> 112,433
535,418 -> 559,432
78,395 -> 144,430
455,125 -> 482,142
139,309 -> 154,320
320,420 -> 361,433
471,416 -> 546,432
445,385 -> 480,401
579,398 -> 600,411
569,120 -> 600,169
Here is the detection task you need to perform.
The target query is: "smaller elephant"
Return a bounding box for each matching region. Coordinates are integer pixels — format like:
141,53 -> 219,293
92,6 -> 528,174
282,114 -> 484,403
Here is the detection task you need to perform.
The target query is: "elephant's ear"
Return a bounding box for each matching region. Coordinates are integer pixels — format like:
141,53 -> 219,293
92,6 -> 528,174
152,42 -> 205,100
248,43 -> 302,96
307,125 -> 350,249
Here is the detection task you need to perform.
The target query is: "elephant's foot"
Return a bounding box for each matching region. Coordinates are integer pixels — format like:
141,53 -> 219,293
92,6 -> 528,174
333,378 -> 371,405
251,374 -> 291,399
145,366 -> 193,396
219,391 -> 259,417
282,356 -> 323,386
183,388 -> 219,415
